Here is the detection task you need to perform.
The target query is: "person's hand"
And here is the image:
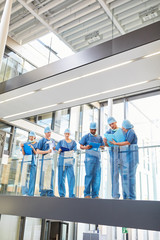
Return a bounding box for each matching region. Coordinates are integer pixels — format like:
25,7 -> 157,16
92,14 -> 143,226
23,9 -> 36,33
29,144 -> 34,149
100,146 -> 105,149
21,143 -> 24,147
58,148 -> 62,154
85,145 -> 92,150
109,139 -> 116,145
103,138 -> 107,143
48,149 -> 52,153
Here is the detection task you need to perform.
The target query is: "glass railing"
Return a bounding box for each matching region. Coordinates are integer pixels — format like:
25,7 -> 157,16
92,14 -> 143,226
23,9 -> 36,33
0,54 -> 36,83
0,145 -> 160,201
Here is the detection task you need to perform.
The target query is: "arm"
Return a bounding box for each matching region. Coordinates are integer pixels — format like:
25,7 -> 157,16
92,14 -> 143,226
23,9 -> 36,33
20,143 -> 25,156
110,139 -> 130,146
29,144 -> 37,155
80,144 -> 92,150
37,149 -> 52,155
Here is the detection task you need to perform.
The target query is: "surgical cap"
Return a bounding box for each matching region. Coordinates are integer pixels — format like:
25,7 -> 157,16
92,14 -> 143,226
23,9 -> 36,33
29,131 -> 36,137
64,128 -> 70,134
122,120 -> 134,129
90,122 -> 97,129
44,126 -> 51,133
107,117 -> 116,125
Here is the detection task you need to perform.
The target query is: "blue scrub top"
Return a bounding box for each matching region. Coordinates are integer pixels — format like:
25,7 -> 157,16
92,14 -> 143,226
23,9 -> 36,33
37,137 -> 56,152
125,129 -> 137,144
79,133 -> 104,160
23,141 -> 38,165
56,139 -> 77,153
56,139 -> 77,166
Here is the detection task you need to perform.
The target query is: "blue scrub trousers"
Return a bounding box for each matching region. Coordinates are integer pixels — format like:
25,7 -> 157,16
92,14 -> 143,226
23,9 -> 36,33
84,157 -> 101,198
58,164 -> 75,198
21,156 -> 37,196
28,164 -> 37,196
119,145 -> 138,200
109,146 -> 120,198
39,155 -> 54,197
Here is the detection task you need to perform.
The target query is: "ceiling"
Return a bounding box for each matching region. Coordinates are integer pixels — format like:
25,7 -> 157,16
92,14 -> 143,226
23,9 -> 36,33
0,39 -> 160,122
0,0 -> 160,52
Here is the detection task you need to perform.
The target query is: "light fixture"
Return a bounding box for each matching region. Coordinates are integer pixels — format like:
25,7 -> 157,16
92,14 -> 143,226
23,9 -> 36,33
3,104 -> 57,119
139,7 -> 159,22
143,51 -> 160,58
0,92 -> 34,104
85,31 -> 102,44
64,81 -> 148,104
42,60 -> 133,91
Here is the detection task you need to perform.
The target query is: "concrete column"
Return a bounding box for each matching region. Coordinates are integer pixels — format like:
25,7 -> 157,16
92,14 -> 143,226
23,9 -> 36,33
0,0 -> 13,70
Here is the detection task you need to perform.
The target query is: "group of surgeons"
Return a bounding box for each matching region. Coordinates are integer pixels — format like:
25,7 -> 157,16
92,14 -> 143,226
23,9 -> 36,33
20,117 -> 138,200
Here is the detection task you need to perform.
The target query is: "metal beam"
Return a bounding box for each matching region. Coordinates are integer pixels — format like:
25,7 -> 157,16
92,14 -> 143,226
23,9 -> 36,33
38,0 -> 65,15
97,0 -> 125,34
0,196 -> 160,231
17,0 -> 75,51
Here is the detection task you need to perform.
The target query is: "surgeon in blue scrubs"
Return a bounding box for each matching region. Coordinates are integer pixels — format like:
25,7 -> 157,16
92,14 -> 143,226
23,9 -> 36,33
56,129 -> 77,198
37,127 -> 56,197
21,131 -> 37,196
103,117 -> 120,199
79,122 -> 104,199
110,120 -> 139,200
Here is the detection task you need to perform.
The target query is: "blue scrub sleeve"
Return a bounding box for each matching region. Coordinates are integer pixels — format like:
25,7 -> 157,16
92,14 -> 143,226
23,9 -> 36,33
79,135 -> 87,146
33,142 -> 38,150
73,141 -> 77,151
55,141 -> 61,150
126,130 -> 135,144
37,139 -> 43,150
100,136 -> 105,146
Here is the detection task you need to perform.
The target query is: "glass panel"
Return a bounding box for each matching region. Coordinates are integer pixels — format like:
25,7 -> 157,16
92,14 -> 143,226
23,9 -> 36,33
100,102 -> 108,136
127,94 -> 160,146
23,217 -> 41,240
25,116 -> 37,124
3,57 -> 20,81
112,101 -> 124,127
54,109 -> 70,135
0,215 -> 20,240
37,112 -> 52,128
60,224 -> 68,240
0,122 -> 12,133
0,57 -> 7,83
69,106 -> 81,141
11,128 -> 28,159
